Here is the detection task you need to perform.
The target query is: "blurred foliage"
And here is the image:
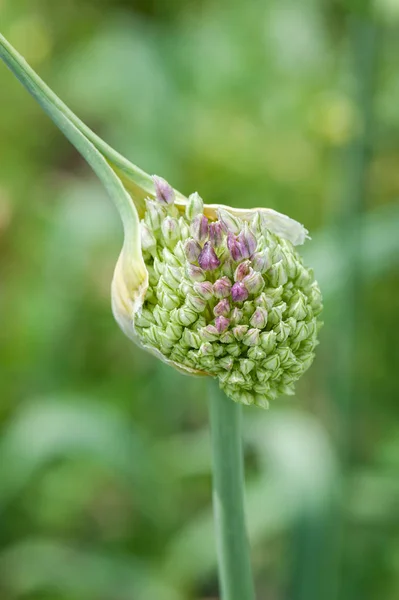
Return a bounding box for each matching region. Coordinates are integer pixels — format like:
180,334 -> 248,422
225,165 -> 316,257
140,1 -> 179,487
0,0 -> 398,599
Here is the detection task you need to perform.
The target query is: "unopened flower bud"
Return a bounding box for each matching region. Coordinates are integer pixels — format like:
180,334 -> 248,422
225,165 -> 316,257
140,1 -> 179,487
247,346 -> 266,361
251,249 -> 270,273
163,265 -> 181,287
191,215 -> 209,243
198,242 -> 221,271
215,316 -> 230,333
237,223 -> 257,258
288,291 -> 308,321
186,294 -> 207,312
213,276 -> 232,298
269,260 -> 289,287
140,222 -> 157,252
234,260 -> 251,282
231,308 -> 243,324
274,321 -> 291,343
199,342 -> 213,356
220,330 -> 235,343
250,307 -> 268,329
145,199 -> 165,230
186,264 -> 206,282
193,281 -> 214,300
263,355 -> 280,371
260,331 -> 277,353
201,324 -> 220,341
209,220 -> 224,247
182,329 -> 201,348
242,270 -> 265,294
184,238 -> 201,263
227,233 -> 244,261
214,299 -> 231,317
242,328 -> 260,347
219,356 -> 234,371
153,175 -> 175,205
232,325 -> 248,341
162,216 -> 179,246
231,282 -> 249,302
217,208 -> 241,234
268,302 -> 287,325
240,359 -> 255,376
174,306 -> 198,326
186,192 -> 204,220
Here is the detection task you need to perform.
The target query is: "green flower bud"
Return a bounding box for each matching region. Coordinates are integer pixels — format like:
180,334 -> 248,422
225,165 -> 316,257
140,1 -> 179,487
242,328 -> 260,347
249,307 -> 268,329
186,192 -> 204,220
162,216 -> 180,247
140,222 -> 157,252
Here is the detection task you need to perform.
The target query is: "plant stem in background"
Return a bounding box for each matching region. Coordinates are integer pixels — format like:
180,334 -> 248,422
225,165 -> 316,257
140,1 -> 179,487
208,380 -> 256,600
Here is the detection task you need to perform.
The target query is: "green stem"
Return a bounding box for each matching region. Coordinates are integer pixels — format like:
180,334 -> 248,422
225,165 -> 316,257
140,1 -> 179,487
208,379 -> 256,600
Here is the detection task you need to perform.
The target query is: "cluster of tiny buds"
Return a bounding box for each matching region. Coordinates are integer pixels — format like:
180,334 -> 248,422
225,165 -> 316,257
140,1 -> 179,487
135,176 -> 323,408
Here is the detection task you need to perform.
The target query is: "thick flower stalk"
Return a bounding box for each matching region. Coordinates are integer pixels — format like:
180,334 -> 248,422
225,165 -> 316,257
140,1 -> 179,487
0,35 -> 322,410
128,178 -> 322,408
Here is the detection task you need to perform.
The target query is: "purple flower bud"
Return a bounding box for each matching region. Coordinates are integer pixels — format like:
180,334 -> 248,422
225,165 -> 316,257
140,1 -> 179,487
153,175 -> 175,205
186,264 -> 206,281
213,276 -> 232,298
184,238 -> 201,263
209,221 -> 224,247
227,233 -> 244,261
237,223 -> 257,258
234,260 -> 251,282
243,270 -> 265,294
215,316 -> 230,333
191,215 -> 209,243
214,299 -> 231,317
251,250 -> 270,273
217,208 -> 241,234
198,242 -> 221,271
193,281 -> 214,300
231,282 -> 249,302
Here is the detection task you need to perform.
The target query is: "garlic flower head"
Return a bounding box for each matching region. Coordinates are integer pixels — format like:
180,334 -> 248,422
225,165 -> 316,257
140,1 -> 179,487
0,34 -> 322,409
112,177 -> 323,409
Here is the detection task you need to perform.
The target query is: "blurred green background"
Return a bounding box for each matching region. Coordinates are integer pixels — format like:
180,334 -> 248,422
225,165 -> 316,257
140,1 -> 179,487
0,0 -> 399,599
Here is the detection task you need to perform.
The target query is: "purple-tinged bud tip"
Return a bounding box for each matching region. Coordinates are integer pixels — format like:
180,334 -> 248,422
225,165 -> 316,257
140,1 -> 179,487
209,221 -> 224,247
214,299 -> 231,317
217,208 -> 241,234
215,316 -> 230,333
184,239 -> 202,263
242,270 -> 265,294
251,250 -> 270,273
213,276 -> 232,298
231,281 -> 249,302
153,175 -> 175,205
193,281 -> 214,300
234,260 -> 251,282
198,242 -> 221,271
191,215 -> 209,243
186,264 -> 206,282
250,306 -> 268,329
237,223 -> 257,259
227,233 -> 244,262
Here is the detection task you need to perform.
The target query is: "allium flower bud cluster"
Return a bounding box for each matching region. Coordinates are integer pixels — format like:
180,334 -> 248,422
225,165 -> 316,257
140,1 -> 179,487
134,178 -> 323,408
